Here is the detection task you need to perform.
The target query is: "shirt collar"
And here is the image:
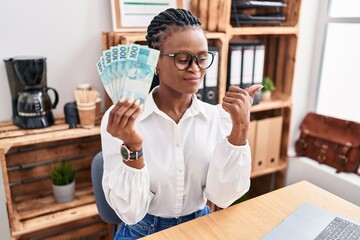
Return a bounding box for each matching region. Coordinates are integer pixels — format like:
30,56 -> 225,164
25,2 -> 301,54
138,87 -> 209,122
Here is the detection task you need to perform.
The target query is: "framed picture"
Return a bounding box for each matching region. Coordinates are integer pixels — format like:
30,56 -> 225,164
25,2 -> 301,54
111,0 -> 184,32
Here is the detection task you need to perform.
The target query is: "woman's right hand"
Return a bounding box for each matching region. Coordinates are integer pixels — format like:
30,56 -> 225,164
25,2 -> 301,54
106,98 -> 143,149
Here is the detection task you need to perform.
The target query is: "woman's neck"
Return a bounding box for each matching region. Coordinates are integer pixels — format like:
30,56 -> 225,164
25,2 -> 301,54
153,87 -> 193,124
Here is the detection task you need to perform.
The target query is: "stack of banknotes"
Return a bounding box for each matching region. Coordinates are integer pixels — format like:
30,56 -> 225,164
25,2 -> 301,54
96,44 -> 160,104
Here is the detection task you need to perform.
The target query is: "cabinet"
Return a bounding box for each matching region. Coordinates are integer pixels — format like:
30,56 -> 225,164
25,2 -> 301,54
102,0 -> 301,201
0,117 -> 110,239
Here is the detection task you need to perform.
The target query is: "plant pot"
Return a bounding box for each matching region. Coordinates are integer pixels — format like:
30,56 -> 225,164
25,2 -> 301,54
261,91 -> 272,101
52,181 -> 75,203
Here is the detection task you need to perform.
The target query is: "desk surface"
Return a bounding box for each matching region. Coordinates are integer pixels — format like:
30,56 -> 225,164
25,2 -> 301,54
142,181 -> 360,240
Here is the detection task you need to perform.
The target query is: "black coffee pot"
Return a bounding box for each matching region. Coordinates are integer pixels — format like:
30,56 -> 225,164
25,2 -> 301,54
4,56 -> 59,129
17,87 -> 58,119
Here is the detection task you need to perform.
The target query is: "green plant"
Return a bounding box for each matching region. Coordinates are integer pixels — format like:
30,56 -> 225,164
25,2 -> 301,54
50,160 -> 76,186
261,77 -> 276,92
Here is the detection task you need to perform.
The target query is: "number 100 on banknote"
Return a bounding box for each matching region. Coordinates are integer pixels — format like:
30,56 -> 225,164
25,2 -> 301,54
96,44 -> 160,104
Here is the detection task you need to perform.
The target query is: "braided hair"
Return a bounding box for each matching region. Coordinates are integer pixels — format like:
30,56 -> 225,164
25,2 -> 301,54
146,8 -> 202,50
146,8 -> 203,90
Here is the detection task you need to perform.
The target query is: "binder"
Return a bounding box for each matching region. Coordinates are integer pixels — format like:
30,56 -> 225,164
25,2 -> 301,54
253,118 -> 268,172
196,78 -> 204,100
252,116 -> 283,172
265,116 -> 283,168
227,40 -> 265,105
252,44 -> 265,105
228,40 -> 264,87
203,46 -> 219,104
228,44 -> 242,87
253,44 -> 265,85
241,45 -> 254,89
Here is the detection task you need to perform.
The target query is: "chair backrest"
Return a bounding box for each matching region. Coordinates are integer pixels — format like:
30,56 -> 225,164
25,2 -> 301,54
91,152 -> 121,224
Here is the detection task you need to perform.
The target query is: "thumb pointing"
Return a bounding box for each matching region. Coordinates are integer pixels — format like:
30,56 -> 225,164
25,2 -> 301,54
247,84 -> 264,99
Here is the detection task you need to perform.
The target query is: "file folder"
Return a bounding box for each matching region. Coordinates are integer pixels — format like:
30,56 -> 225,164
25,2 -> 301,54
241,45 -> 254,89
228,40 -> 265,105
196,78 -> 204,101
252,116 -> 283,172
253,118 -> 268,172
248,120 -> 257,160
228,44 -> 243,87
253,44 -> 265,105
203,46 -> 219,104
253,44 -> 265,85
265,116 -> 282,168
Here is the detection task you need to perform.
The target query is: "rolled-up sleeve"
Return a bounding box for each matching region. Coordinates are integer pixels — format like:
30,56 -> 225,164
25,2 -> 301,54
101,108 -> 154,224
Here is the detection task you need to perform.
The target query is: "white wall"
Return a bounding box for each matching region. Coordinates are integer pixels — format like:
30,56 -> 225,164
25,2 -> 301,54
0,0 -> 112,238
0,0 -> 319,238
0,0 -> 112,121
288,0 -> 320,156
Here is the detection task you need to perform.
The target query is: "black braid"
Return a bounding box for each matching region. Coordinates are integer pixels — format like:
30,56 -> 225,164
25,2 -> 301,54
146,8 -> 202,91
146,8 -> 202,50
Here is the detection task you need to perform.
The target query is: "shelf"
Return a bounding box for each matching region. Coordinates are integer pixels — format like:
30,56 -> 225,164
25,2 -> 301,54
228,26 -> 299,36
251,95 -> 292,113
12,185 -> 98,237
251,162 -> 287,178
0,116 -> 101,153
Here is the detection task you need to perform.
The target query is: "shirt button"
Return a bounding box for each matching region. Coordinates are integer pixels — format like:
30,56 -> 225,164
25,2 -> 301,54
177,196 -> 182,201
176,142 -> 181,147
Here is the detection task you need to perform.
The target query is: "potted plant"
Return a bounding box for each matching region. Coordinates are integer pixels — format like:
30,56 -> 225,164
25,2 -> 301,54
50,160 -> 76,203
261,77 -> 276,101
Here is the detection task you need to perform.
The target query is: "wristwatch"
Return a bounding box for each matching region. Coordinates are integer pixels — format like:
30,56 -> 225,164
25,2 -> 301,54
120,144 -> 143,161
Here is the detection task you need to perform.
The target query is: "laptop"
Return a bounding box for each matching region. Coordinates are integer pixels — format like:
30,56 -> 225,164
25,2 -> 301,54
261,203 -> 360,240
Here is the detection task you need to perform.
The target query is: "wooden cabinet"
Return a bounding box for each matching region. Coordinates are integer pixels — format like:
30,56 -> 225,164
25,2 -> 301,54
102,0 -> 302,201
0,117 -> 110,239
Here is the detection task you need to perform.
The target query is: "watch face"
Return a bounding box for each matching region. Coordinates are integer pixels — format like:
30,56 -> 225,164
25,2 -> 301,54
121,146 -> 130,160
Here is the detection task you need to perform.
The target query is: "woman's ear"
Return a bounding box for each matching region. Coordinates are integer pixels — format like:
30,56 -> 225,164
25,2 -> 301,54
155,62 -> 160,75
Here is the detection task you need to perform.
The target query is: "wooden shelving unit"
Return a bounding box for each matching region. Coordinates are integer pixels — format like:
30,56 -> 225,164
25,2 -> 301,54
102,0 -> 302,201
0,117 -> 110,239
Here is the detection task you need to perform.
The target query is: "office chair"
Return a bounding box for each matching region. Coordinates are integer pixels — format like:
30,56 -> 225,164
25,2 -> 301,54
91,152 -> 121,238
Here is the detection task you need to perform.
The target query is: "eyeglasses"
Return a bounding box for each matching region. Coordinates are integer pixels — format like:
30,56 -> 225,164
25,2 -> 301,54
160,51 -> 215,71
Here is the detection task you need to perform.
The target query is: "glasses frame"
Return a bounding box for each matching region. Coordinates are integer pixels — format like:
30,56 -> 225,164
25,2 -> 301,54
160,51 -> 215,71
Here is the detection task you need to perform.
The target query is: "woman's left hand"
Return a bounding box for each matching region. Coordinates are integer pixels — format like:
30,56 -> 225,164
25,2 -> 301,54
222,84 -> 263,146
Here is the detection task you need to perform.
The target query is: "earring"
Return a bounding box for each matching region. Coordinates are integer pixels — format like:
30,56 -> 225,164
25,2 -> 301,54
155,69 -> 159,75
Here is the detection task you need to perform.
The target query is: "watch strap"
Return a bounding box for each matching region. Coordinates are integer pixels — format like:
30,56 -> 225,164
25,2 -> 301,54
121,144 -> 143,161
128,148 -> 143,160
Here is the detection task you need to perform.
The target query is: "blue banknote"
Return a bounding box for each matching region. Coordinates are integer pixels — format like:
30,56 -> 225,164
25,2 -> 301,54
121,44 -> 160,103
96,44 -> 159,104
96,56 -> 116,104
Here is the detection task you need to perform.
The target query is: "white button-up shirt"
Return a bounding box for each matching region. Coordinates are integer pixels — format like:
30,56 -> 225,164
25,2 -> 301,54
101,89 -> 252,224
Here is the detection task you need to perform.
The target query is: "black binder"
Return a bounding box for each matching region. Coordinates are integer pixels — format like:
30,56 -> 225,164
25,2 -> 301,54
227,40 -> 265,105
196,79 -> 204,101
203,46 -> 219,105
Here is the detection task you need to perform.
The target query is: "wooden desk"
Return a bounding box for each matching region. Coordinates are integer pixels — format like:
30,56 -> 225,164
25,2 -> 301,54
142,181 -> 360,240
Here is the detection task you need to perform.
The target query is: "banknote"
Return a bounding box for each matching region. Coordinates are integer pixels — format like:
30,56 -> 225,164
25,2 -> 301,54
96,44 -> 159,104
110,46 -> 120,101
96,56 -> 117,104
117,45 -> 128,101
103,49 -> 116,99
121,44 -> 160,103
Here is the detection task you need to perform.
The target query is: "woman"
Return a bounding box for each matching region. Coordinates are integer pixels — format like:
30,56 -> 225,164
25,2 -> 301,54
101,8 -> 263,239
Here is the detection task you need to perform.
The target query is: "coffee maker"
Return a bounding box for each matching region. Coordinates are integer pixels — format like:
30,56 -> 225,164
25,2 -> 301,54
4,56 -> 59,129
